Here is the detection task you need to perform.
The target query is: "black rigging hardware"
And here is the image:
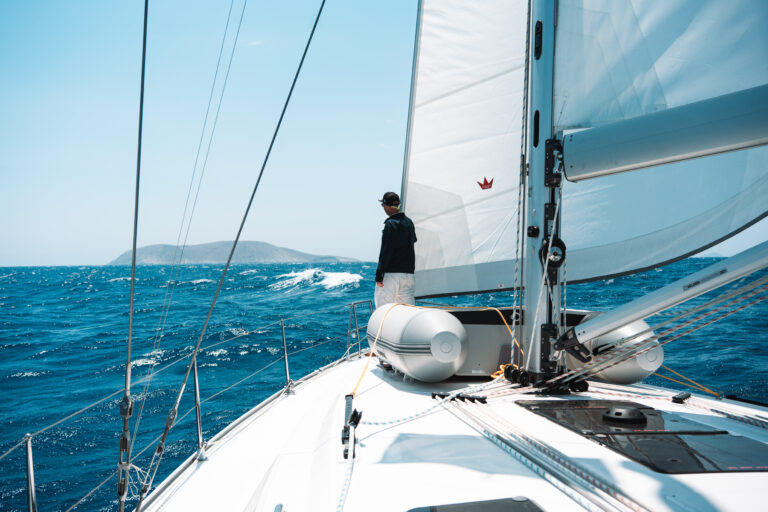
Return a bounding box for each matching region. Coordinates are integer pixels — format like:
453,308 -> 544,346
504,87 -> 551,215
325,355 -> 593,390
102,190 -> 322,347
117,1 -> 149,510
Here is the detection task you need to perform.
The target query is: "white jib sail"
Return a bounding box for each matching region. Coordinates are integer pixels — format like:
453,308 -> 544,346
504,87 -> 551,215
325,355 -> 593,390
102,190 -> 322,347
554,0 -> 768,282
403,0 -> 529,298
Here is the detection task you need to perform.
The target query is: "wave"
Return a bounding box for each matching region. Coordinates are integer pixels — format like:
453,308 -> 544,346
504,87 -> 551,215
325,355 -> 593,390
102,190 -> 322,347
268,268 -> 362,291
131,358 -> 157,368
181,278 -> 215,285
9,371 -> 45,378
108,277 -> 138,282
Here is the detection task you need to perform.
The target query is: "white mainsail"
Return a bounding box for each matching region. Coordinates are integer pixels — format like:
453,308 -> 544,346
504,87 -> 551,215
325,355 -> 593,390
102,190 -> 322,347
406,0 -> 768,295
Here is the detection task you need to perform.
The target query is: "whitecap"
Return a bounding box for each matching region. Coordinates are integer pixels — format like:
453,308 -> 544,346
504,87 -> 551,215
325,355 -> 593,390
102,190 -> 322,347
319,271 -> 362,289
188,279 -> 215,285
207,349 -> 228,357
9,371 -> 44,378
108,277 -> 136,283
269,268 -> 362,290
0,273 -> 15,280
268,268 -> 324,290
239,269 -> 261,276
131,358 -> 156,368
228,327 -> 248,337
604,279 -> 614,285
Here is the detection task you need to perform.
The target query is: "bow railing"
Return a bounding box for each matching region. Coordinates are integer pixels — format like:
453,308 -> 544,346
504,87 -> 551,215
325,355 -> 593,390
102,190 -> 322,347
0,299 -> 373,512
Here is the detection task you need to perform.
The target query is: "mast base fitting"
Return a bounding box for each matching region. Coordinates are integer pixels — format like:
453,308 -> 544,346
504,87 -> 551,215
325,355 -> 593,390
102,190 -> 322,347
535,381 -> 570,395
505,367 -> 530,387
554,328 -> 592,363
568,380 -> 589,393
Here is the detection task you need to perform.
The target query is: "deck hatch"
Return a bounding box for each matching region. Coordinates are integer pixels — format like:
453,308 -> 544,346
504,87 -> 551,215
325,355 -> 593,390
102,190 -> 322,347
517,400 -> 768,473
517,399 -> 726,435
408,496 -> 544,511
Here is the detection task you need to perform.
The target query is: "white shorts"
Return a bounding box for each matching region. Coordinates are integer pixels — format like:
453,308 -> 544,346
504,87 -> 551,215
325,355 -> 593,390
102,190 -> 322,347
374,272 -> 415,308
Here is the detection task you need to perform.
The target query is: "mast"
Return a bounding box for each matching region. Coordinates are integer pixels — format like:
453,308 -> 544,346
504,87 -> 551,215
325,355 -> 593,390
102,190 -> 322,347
521,0 -> 566,382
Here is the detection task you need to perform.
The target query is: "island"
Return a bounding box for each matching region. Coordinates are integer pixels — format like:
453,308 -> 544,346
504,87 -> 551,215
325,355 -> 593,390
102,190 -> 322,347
108,241 -> 356,265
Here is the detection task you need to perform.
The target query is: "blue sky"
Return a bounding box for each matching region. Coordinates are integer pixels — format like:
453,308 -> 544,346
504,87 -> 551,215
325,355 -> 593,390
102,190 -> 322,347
0,0 -> 765,266
0,0 -> 418,266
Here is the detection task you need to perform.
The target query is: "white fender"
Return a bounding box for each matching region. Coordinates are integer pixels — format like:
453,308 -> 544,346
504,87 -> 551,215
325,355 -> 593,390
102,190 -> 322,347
366,303 -> 468,382
565,314 -> 664,385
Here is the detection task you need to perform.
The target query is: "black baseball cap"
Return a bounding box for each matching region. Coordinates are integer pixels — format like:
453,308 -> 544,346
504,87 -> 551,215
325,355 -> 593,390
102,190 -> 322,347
379,192 -> 400,206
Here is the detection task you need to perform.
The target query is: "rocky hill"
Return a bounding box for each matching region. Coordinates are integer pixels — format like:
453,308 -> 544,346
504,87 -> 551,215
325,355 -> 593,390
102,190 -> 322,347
108,241 -> 356,265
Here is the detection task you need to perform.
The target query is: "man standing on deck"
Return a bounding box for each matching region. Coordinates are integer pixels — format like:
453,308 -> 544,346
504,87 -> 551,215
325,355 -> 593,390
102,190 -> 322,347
375,191 -> 417,308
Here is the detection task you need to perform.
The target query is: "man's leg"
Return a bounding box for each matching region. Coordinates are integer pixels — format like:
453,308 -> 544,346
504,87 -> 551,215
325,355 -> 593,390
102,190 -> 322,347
375,273 -> 397,308
392,273 -> 415,305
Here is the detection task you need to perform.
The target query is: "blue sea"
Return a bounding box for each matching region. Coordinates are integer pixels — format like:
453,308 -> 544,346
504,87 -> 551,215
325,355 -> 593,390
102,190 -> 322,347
1,259 -> 766,511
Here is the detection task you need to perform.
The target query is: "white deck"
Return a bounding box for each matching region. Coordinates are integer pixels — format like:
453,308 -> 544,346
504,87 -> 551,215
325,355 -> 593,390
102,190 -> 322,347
142,356 -> 768,512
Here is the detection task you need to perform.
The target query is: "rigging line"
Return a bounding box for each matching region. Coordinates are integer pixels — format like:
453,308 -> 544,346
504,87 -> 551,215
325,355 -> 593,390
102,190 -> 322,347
487,283 -> 768,400
652,373 -> 719,397
512,0 -> 533,352
1,316 -> 286,461
549,274 -> 768,385
198,356 -> 283,405
445,401 -> 625,512
130,0 -> 241,456
135,1 -> 327,505
656,364 -> 720,396
556,283 -> 768,386
351,302 -> 399,396
63,470 -> 118,512
140,353 -> 284,492
461,402 -> 645,512
118,2 -> 149,511
524,186 -> 562,369
125,0 -> 150,400
487,277 -> 768,398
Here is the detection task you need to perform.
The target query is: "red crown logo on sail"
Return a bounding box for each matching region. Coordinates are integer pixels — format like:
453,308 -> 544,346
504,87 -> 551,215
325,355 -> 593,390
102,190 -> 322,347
477,177 -> 494,190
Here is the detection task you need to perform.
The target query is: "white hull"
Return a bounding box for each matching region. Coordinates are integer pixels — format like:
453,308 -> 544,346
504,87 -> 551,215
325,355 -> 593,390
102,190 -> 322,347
142,354 -> 768,512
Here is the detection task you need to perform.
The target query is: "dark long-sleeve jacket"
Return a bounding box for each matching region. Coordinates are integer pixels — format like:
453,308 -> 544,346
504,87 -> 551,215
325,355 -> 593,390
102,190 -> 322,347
375,212 -> 417,283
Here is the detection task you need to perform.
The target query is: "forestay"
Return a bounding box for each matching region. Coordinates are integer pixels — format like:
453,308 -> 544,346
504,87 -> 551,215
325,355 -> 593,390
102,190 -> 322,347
555,0 -> 768,281
402,0 -> 528,298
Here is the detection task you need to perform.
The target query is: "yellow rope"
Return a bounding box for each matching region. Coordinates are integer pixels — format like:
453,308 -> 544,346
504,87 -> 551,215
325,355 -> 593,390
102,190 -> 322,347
414,303 -> 524,357
490,363 -> 519,379
653,364 -> 720,397
350,302 -> 402,396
